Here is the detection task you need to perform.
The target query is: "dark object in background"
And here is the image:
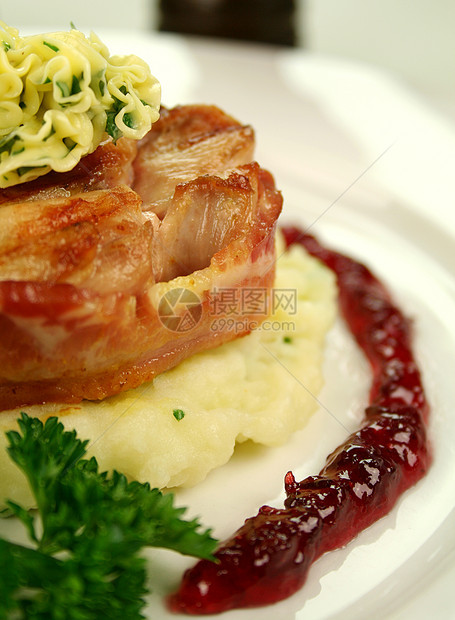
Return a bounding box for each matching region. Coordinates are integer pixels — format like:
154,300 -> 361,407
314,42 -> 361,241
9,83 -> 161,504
158,0 -> 296,46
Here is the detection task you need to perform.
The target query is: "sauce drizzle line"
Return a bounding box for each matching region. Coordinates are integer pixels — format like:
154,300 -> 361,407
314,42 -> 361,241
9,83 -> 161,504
168,226 -> 431,614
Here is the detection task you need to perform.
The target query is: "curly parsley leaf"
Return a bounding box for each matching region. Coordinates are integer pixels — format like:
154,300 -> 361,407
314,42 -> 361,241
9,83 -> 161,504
1,412 -> 218,619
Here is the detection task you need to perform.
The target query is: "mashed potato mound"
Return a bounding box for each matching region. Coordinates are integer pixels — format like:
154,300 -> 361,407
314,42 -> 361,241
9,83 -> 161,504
0,240 -> 336,508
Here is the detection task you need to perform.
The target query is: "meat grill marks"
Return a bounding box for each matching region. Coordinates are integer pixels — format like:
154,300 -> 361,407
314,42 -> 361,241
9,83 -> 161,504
0,105 -> 282,410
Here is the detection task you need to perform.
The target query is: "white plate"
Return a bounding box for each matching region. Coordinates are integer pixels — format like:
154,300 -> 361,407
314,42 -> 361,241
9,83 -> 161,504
2,30 -> 455,620
144,178 -> 455,620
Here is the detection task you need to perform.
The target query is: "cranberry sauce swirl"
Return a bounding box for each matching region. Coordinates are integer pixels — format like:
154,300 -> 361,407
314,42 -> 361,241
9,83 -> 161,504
169,226 -> 431,615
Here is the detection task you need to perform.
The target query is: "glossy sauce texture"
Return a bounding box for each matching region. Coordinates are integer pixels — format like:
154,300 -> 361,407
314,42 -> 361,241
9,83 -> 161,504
169,226 -> 431,614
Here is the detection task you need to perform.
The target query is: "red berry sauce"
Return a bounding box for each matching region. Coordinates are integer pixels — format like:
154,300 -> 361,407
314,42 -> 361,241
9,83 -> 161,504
168,226 -> 431,614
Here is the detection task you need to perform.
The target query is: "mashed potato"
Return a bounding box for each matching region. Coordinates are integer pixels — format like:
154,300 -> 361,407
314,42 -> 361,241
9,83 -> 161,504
0,240 -> 336,508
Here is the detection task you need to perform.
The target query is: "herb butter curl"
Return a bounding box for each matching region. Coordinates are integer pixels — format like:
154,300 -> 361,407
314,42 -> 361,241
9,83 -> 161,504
0,22 -> 161,188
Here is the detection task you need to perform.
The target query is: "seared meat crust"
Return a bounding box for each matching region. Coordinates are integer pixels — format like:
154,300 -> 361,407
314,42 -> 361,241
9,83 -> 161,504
0,105 -> 282,410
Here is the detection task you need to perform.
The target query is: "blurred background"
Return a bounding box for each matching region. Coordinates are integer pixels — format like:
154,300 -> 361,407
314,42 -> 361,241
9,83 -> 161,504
0,0 -> 454,114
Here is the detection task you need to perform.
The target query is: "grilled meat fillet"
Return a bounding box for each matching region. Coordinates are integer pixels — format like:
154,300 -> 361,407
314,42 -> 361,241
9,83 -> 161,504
0,105 -> 282,410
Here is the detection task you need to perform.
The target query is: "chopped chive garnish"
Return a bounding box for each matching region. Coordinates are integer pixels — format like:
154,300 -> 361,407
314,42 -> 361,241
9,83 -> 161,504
43,41 -> 59,52
71,74 -> 81,95
0,135 -> 19,156
123,112 -> 135,129
173,409 -> 185,421
17,165 -> 47,177
63,137 -> 77,152
56,81 -> 70,98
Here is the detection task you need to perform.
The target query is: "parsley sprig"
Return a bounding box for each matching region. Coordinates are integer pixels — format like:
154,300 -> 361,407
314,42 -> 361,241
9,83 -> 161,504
0,413 -> 217,619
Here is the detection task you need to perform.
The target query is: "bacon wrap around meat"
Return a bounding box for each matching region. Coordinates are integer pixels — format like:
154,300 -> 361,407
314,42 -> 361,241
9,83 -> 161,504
0,105 -> 282,410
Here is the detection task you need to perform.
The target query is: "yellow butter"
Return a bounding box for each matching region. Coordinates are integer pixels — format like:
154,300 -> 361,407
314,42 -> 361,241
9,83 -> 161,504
0,22 -> 160,188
